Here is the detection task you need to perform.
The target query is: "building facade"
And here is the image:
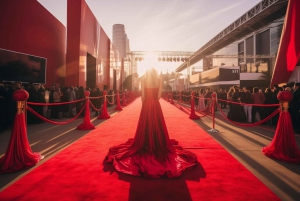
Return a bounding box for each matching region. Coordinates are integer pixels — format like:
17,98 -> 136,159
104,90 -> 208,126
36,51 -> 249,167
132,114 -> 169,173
190,17 -> 284,90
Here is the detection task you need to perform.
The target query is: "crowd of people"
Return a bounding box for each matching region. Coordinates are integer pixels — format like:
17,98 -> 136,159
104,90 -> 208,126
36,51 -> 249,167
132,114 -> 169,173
1,79 -> 300,134
166,83 -> 300,133
0,80 -> 135,133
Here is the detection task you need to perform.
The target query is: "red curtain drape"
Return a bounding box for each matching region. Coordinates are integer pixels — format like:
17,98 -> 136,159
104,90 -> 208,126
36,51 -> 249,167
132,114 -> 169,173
271,0 -> 300,86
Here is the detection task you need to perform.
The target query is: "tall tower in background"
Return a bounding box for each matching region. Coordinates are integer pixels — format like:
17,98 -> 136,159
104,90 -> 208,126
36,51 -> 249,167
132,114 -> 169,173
113,24 -> 131,79
112,24 -> 126,59
125,34 -> 130,56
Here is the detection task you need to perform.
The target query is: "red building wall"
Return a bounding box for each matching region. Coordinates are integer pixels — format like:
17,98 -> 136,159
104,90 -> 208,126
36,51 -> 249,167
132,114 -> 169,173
0,0 -> 66,86
66,0 -> 113,89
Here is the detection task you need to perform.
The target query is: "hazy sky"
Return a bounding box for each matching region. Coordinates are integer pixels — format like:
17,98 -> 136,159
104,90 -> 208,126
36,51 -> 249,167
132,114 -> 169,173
37,0 -> 262,75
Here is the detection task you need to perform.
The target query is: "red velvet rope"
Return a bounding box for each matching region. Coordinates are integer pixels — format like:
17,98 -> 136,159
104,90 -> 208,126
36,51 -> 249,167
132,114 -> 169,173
215,101 -> 280,127
195,102 -> 212,118
106,94 -> 117,97
195,101 -> 212,113
172,101 -> 187,111
27,98 -> 85,106
173,100 -> 212,118
26,102 -> 86,125
194,101 -> 212,117
169,96 -> 279,127
198,109 -> 212,118
217,99 -> 280,107
89,96 -> 103,100
181,94 -> 191,98
106,97 -> 117,105
194,96 -> 211,100
180,96 -> 191,104
89,100 -> 103,112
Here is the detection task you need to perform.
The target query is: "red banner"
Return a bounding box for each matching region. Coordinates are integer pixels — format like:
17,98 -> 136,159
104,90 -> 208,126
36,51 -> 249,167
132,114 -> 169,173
271,0 -> 300,85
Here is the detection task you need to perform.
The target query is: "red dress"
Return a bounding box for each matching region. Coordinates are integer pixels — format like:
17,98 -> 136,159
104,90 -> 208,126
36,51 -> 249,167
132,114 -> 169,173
105,87 -> 197,178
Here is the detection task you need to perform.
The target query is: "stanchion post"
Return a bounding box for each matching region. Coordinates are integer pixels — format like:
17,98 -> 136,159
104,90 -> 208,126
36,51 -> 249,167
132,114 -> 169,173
208,92 -> 219,132
114,90 -> 123,111
77,91 -> 95,130
0,89 -> 42,174
179,92 -> 182,109
262,91 -> 300,163
98,91 -> 110,119
122,91 -> 126,106
170,92 -> 174,104
189,91 -> 200,119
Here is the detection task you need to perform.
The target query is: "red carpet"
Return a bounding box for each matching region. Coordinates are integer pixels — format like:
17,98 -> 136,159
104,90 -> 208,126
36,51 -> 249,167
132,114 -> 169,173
0,99 -> 279,201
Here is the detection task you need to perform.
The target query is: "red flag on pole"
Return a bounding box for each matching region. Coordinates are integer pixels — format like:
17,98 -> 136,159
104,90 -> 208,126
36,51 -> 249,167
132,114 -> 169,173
271,0 -> 300,86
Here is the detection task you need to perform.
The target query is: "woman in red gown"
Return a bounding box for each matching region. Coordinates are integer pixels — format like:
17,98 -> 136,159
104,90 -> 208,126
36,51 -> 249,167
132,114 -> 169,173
105,68 -> 197,178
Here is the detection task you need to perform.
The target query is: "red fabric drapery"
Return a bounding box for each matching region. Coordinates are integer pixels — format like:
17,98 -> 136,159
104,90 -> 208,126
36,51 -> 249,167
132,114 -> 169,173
98,93 -> 110,119
77,95 -> 95,130
271,0 -> 300,86
0,113 -> 41,174
189,92 -> 200,119
114,93 -> 123,111
262,111 -> 300,164
122,92 -> 127,106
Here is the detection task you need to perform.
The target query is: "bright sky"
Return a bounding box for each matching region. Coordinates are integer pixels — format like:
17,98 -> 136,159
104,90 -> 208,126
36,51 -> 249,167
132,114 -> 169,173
38,0 -> 261,76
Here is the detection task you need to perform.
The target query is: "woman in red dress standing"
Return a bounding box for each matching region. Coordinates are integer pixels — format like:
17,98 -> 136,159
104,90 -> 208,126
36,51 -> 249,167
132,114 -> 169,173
105,68 -> 197,178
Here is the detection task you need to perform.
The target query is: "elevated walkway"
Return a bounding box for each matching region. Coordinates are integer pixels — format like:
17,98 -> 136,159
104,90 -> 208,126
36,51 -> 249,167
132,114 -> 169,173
176,0 -> 288,72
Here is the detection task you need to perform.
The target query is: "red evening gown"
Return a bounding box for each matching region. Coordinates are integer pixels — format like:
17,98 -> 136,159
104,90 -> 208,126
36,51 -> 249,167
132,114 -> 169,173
105,87 -> 197,178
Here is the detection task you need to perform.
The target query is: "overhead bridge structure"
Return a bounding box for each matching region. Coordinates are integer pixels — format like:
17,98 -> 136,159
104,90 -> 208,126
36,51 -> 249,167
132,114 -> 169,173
128,51 -> 194,62
175,0 -> 288,72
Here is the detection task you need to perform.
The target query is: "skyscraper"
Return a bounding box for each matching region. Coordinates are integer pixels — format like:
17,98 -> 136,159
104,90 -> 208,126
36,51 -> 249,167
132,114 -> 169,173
112,24 -> 126,59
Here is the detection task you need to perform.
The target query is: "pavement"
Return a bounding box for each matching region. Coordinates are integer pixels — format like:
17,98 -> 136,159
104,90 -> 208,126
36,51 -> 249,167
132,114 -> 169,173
0,101 -> 299,201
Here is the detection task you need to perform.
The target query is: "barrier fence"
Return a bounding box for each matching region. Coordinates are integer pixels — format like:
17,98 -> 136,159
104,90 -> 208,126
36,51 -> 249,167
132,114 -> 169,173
163,90 -> 300,164
1,89 -> 299,174
163,91 -> 281,128
0,89 -> 139,174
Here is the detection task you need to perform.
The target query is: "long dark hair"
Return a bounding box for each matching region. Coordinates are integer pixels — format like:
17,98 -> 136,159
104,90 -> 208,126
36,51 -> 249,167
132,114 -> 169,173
145,68 -> 159,88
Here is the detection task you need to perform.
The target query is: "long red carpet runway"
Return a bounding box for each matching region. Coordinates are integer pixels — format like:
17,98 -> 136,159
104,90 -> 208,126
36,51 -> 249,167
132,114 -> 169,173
0,99 -> 279,201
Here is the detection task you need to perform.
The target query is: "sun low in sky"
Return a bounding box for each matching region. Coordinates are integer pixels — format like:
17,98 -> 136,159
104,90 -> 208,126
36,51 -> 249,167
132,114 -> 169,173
136,53 -> 191,76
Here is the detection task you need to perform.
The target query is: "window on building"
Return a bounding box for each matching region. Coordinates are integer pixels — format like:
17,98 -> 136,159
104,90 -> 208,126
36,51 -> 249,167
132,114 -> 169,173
270,23 -> 283,55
